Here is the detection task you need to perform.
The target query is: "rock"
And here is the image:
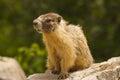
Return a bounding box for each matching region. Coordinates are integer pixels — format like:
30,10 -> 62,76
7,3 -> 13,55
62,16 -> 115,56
0,56 -> 27,80
27,57 -> 120,80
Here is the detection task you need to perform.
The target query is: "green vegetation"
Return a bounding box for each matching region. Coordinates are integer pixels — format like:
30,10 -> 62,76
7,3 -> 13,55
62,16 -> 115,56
18,43 -> 46,75
0,0 -> 120,75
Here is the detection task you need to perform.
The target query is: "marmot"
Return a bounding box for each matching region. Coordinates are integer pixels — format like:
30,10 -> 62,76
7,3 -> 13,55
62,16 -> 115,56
33,13 -> 94,79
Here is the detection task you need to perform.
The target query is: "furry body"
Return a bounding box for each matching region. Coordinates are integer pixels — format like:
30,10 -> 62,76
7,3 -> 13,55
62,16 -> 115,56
33,13 -> 94,79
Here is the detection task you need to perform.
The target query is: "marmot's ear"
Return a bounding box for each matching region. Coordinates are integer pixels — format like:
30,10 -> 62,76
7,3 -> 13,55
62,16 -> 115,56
57,16 -> 62,23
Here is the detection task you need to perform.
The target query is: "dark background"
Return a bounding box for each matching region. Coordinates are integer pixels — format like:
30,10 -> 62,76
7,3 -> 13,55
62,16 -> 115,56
0,0 -> 120,76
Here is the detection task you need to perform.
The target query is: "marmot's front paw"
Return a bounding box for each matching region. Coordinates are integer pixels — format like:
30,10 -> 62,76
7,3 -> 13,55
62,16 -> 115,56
52,70 -> 60,74
58,73 -> 70,79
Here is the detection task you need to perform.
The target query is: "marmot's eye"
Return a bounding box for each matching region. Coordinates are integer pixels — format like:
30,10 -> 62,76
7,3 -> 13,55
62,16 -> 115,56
46,19 -> 52,23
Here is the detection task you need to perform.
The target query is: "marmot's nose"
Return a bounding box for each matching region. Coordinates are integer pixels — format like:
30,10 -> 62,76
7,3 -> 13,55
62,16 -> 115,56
33,20 -> 39,26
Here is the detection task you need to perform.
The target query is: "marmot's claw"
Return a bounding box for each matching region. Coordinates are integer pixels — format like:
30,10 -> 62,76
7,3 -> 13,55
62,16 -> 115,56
52,70 -> 60,74
58,73 -> 69,79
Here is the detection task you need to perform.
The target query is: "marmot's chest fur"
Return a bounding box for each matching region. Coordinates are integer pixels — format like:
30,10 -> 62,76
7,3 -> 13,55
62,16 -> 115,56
43,26 -> 74,58
33,12 -> 94,79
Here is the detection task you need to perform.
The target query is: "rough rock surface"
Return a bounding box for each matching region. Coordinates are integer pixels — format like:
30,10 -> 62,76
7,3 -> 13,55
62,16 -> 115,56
27,57 -> 120,80
0,56 -> 26,80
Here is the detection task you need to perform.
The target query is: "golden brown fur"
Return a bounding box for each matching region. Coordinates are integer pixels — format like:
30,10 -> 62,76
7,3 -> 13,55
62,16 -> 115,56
33,13 -> 94,79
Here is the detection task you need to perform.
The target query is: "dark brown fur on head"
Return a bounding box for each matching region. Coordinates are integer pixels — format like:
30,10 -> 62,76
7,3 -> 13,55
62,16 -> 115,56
33,13 -> 62,33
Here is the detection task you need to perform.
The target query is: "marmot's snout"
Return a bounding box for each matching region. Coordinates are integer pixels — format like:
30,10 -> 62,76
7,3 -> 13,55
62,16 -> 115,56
33,19 -> 42,33
33,20 -> 39,26
33,19 -> 42,27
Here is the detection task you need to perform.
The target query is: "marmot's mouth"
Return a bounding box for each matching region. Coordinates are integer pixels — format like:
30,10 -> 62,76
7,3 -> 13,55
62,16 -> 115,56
37,29 -> 41,32
36,29 -> 42,33
33,26 -> 42,33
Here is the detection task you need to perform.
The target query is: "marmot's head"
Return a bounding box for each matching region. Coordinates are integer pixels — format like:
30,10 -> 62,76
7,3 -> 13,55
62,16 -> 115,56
33,12 -> 62,33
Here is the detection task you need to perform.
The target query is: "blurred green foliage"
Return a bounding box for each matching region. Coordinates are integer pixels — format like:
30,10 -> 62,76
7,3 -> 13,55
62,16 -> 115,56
18,43 -> 46,75
0,0 -> 120,75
